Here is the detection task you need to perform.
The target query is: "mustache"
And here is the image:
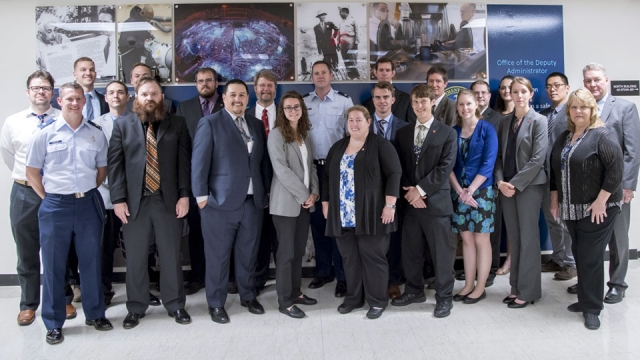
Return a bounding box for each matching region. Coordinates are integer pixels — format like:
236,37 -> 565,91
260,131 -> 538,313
134,99 -> 165,123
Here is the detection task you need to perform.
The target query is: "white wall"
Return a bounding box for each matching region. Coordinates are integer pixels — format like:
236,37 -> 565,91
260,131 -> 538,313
0,0 -> 638,275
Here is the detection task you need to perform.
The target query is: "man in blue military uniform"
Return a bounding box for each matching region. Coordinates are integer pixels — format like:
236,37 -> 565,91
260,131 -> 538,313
303,60 -> 353,297
26,82 -> 112,345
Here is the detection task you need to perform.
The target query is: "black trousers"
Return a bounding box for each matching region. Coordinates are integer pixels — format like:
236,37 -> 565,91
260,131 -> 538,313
387,210 -> 403,285
402,210 -> 456,302
336,228 -> 390,309
254,211 -> 278,289
565,206 -> 619,315
101,209 -> 122,296
186,198 -> 206,282
122,194 -> 185,314
490,193 -> 503,276
272,210 -> 309,308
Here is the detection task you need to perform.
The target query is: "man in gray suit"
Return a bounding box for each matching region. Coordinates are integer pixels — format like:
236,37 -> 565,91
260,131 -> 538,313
539,72 -> 575,280
192,79 -> 272,324
575,63 -> 640,303
427,66 -> 456,127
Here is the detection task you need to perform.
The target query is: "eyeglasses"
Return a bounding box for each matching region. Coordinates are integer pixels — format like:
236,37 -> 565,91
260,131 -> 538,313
29,86 -> 53,93
283,105 -> 302,112
545,83 -> 565,90
196,78 -> 215,84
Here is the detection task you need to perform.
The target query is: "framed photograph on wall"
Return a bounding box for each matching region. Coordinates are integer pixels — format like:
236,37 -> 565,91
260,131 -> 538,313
36,5 -> 117,85
174,3 -> 295,83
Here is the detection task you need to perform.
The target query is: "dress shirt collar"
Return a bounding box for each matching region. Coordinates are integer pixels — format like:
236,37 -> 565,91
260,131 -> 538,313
552,102 -> 566,114
311,88 -> 335,102
596,94 -> 608,116
28,105 -> 54,119
434,93 -> 446,108
109,110 -> 130,121
225,109 -> 244,121
415,116 -> 434,130
53,115 -> 89,132
255,102 -> 276,115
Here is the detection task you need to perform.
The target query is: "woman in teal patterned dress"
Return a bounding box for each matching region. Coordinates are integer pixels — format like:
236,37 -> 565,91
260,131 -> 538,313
449,90 -> 498,304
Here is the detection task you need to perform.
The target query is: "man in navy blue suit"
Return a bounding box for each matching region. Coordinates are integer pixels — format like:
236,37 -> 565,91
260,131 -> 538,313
191,79 -> 272,324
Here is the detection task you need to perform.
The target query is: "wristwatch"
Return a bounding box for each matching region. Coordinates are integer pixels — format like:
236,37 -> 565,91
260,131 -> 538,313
385,203 -> 396,210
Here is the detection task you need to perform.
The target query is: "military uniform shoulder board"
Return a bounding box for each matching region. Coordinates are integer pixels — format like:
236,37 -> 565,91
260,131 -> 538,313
304,92 -> 314,98
336,91 -> 350,98
87,120 -> 102,130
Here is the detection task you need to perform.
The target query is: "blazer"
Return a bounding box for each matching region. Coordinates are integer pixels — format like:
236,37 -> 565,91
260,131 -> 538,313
434,96 -> 457,127
494,108 -> 548,191
453,120 -> 498,189
177,95 -> 225,141
539,104 -> 569,165
107,113 -> 192,220
362,88 -> 417,124
322,132 -> 401,237
267,127 -> 319,217
246,103 -> 278,130
481,107 -> 505,132
599,95 -> 640,190
368,114 -> 409,147
94,90 -> 110,116
550,128 -> 622,204
396,119 -> 457,216
192,109 -> 272,211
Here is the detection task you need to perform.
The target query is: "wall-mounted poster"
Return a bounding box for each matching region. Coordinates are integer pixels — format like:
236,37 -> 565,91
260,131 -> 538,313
369,2 -> 487,82
117,4 -> 173,84
297,3 -> 368,82
174,3 -> 295,83
36,6 -> 117,85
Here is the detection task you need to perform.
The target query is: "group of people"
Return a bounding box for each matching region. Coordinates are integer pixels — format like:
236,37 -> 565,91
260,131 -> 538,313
2,55 -> 637,345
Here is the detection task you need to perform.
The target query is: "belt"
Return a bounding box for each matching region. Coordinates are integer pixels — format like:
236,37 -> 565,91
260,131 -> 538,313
14,179 -> 31,187
314,159 -> 326,166
48,192 -> 87,199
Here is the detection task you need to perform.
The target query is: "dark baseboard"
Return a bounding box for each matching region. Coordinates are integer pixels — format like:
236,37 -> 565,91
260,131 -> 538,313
1,249 -> 637,286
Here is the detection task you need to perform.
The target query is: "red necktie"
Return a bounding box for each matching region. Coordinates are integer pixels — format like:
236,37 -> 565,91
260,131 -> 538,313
261,108 -> 270,137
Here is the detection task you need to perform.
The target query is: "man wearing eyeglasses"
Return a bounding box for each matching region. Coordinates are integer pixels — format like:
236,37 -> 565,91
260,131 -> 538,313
0,71 -> 61,326
176,67 -> 225,296
539,72 -> 575,282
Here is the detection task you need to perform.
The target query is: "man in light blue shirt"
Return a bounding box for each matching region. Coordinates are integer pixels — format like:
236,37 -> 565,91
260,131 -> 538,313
73,57 -> 108,120
26,82 -> 112,345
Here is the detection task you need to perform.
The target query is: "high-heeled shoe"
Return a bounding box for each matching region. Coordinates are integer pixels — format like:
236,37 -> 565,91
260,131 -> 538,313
463,291 -> 486,304
502,295 -> 516,304
507,299 -> 534,308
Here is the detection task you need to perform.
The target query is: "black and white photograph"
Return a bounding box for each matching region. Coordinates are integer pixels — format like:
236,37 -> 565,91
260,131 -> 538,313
117,4 -> 173,83
174,3 -> 295,83
296,3 -> 368,81
36,6 -> 117,85
369,2 -> 487,81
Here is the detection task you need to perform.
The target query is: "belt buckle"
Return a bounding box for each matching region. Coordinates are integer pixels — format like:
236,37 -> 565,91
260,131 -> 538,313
75,192 -> 85,199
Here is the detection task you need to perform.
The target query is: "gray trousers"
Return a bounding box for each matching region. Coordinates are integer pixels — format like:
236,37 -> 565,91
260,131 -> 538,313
542,184 -> 575,267
608,202 -> 630,289
501,184 -> 544,301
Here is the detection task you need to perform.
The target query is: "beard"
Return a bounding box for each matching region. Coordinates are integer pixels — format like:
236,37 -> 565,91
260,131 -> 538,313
134,98 -> 165,123
198,87 -> 215,98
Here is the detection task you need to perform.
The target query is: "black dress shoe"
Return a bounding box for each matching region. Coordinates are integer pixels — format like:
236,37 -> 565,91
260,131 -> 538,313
240,298 -> 265,314
567,284 -> 578,295
583,313 -> 600,330
85,317 -> 113,331
507,299 -> 534,308
463,291 -> 486,304
391,292 -> 426,306
337,302 -> 364,314
123,312 -> 144,329
455,272 -> 466,281
292,294 -> 318,306
567,302 -> 582,313
149,293 -> 161,306
366,307 -> 385,319
168,309 -> 192,324
209,307 -> 230,324
184,281 -> 205,295
604,287 -> 625,304
502,295 -> 516,304
279,305 -> 305,319
309,276 -> 334,289
485,278 -> 494,288
46,328 -> 64,345
104,291 -> 115,307
334,281 -> 347,297
228,281 -> 238,294
433,301 -> 453,318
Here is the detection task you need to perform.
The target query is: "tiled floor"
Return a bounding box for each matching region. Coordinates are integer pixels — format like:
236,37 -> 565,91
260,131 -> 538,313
1,261 -> 638,360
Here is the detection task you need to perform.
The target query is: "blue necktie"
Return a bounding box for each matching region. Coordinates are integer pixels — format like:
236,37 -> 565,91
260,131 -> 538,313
32,113 -> 53,129
85,93 -> 94,120
378,119 -> 387,139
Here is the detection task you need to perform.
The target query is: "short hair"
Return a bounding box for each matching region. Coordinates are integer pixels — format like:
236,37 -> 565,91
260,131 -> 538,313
253,69 -> 278,87
511,76 -> 534,94
223,79 -> 249,94
373,57 -> 395,72
566,88 -> 604,132
195,67 -> 217,81
105,80 -> 128,93
582,62 -> 607,78
58,82 -> 83,95
411,84 -> 437,101
312,60 -> 331,73
27,70 -> 55,89
73,57 -> 94,69
274,91 -> 311,143
470,80 -> 490,92
346,105 -> 371,121
130,62 -> 152,78
455,89 -> 482,126
426,66 -> 448,83
546,72 -> 569,86
371,81 -> 395,97
135,76 -> 161,94
98,6 -> 115,20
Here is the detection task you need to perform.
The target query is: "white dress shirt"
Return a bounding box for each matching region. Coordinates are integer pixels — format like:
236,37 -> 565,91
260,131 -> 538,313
254,102 -> 276,130
413,116 -> 435,196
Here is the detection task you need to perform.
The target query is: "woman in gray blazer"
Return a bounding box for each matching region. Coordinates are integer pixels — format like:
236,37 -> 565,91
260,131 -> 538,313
494,77 -> 548,308
268,91 -> 320,319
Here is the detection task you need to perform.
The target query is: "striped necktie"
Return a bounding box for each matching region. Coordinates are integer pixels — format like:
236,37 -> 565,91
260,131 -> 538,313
32,113 -> 53,129
145,123 -> 160,193
547,108 -> 557,138
377,119 -> 387,139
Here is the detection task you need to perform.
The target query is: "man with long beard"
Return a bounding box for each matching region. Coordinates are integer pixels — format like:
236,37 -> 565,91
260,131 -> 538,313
108,76 -> 192,329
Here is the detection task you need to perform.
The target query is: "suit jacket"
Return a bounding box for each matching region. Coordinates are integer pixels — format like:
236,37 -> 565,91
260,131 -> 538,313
192,110 -> 272,211
314,21 -> 338,56
434,96 -> 457,127
362,88 -> 417,124
176,95 -> 225,141
396,119 -> 457,216
369,114 -> 409,147
246,103 -> 278,131
322,132 -> 402,237
453,120 -> 498,190
107,113 -> 192,220
494,108 -> 548,191
599,95 -> 640,190
539,104 -> 569,164
267,127 -> 319,217
94,90 -> 109,116
481,107 -> 505,133
127,95 -> 176,115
